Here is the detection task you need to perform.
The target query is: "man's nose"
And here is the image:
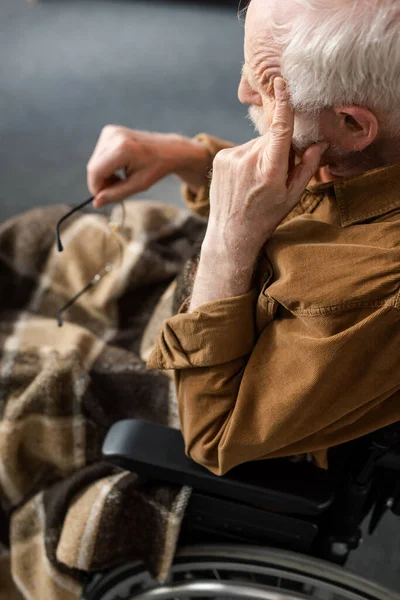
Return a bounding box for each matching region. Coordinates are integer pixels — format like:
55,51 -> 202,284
237,76 -> 262,106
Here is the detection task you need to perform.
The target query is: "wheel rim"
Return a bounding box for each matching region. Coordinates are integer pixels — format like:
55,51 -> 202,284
84,545 -> 400,600
132,579 -> 304,599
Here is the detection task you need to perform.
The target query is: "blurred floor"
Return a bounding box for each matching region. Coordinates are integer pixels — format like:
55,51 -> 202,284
1,0 -> 399,594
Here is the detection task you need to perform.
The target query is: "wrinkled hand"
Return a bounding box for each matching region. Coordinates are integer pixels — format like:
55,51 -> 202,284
205,78 -> 327,259
87,126 -> 210,208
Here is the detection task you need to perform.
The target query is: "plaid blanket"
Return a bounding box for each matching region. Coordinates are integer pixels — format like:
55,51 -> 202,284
0,199 -> 207,599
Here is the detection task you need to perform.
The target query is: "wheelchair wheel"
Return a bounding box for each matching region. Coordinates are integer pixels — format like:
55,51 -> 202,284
83,544 -> 399,600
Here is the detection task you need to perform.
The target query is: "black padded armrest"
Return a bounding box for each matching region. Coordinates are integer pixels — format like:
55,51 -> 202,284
102,419 -> 334,516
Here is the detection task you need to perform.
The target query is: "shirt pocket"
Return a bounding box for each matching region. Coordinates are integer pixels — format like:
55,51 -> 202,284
256,267 -> 279,334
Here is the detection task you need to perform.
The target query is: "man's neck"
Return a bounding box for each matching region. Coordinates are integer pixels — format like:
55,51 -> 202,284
322,140 -> 400,182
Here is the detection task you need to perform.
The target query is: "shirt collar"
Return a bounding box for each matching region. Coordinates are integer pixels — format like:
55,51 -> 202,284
307,161 -> 400,227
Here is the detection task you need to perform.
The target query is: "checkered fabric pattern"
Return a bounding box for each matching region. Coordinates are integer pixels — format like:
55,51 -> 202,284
0,199 -> 206,599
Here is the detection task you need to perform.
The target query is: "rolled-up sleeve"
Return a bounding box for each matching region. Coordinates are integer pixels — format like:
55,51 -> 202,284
147,294 -> 400,476
147,290 -> 258,369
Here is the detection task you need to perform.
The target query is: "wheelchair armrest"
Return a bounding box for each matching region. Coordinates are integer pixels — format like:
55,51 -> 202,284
102,419 -> 334,516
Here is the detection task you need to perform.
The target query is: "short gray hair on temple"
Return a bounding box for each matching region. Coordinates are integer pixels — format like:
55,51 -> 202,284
272,0 -> 400,135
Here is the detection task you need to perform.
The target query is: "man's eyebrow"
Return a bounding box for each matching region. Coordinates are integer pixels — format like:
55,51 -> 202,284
241,62 -> 270,93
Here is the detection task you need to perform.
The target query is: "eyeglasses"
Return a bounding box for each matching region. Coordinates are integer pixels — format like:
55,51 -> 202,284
55,196 -> 125,327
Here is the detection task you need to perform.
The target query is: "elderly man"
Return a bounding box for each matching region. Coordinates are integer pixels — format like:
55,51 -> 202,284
87,0 -> 400,475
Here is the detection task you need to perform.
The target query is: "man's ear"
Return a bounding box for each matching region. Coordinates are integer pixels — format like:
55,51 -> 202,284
330,106 -> 378,152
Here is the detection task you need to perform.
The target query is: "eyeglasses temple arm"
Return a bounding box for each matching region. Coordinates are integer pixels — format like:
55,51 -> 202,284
55,196 -> 94,252
57,280 -> 96,327
57,264 -> 112,327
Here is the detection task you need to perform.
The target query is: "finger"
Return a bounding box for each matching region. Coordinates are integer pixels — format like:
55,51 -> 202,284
93,170 -> 154,207
287,142 -> 329,198
88,125 -> 120,169
268,78 -> 294,173
91,175 -> 122,206
87,147 -> 129,196
95,125 -> 122,149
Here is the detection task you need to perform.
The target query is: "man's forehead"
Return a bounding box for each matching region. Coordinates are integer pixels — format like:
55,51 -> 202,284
244,0 -> 292,58
244,0 -> 283,81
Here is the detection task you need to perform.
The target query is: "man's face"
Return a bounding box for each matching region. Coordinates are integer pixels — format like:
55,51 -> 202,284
238,0 -> 323,154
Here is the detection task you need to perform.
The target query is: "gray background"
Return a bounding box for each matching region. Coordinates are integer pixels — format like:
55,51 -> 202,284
1,0 -> 399,593
1,0 -> 252,221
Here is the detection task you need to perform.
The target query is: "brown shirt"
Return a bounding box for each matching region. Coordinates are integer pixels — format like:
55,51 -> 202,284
147,134 -> 400,476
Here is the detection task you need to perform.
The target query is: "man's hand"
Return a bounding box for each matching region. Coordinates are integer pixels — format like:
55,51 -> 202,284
189,78 -> 327,311
205,78 -> 327,258
87,126 -> 212,208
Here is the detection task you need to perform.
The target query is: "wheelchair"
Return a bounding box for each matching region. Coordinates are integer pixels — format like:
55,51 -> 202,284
83,418 -> 400,600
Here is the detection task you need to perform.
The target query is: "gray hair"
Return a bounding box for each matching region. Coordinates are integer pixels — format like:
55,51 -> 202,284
251,0 -> 400,136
